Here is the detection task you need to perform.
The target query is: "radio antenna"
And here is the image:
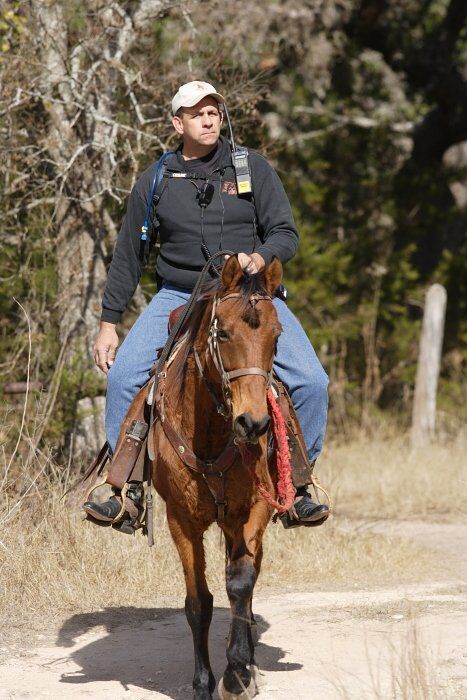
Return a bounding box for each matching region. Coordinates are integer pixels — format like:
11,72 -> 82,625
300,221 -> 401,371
223,102 -> 236,152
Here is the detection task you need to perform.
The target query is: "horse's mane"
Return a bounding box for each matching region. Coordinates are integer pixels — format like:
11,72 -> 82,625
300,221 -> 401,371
171,271 -> 269,396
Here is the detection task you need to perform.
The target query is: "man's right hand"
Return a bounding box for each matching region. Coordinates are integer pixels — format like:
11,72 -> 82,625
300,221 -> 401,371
94,322 -> 119,374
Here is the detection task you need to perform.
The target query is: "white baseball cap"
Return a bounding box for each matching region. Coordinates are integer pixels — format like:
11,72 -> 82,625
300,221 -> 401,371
172,81 -> 224,115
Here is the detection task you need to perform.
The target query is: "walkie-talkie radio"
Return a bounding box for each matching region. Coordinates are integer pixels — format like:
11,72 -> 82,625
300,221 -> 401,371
232,146 -> 252,195
223,103 -> 252,195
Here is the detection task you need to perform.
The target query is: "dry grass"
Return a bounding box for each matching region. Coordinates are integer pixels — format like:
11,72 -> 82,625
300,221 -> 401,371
323,427 -> 467,520
388,619 -> 446,700
331,614 -> 448,700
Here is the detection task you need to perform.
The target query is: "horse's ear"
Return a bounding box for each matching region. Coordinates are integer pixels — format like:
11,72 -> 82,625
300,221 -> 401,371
221,255 -> 243,291
263,257 -> 283,297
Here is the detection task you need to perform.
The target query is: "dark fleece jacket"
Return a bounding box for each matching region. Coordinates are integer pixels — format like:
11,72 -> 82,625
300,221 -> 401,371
101,136 -> 299,323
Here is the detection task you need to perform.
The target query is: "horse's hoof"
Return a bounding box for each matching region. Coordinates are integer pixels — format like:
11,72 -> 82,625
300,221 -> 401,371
218,673 -> 257,699
193,691 -> 213,700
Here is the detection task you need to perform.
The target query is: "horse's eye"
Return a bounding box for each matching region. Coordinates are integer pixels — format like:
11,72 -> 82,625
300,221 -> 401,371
217,328 -> 229,342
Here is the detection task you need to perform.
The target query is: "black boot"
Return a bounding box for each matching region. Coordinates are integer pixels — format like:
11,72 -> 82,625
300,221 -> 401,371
83,483 -> 143,524
83,494 -> 122,522
279,486 -> 329,529
294,486 -> 329,520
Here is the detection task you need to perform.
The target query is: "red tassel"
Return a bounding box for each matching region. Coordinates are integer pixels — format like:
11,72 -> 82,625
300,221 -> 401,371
238,389 -> 295,513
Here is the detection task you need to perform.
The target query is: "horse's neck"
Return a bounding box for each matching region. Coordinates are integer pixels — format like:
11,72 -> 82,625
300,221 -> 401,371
166,342 -> 231,460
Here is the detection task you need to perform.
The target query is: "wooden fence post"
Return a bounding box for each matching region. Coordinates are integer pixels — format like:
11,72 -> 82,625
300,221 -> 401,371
411,284 -> 447,448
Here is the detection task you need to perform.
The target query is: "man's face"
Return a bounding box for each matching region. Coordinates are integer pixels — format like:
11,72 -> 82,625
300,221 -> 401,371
172,96 -> 223,148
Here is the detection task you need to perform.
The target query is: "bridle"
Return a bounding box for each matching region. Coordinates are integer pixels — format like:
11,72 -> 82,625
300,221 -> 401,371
193,291 -> 275,419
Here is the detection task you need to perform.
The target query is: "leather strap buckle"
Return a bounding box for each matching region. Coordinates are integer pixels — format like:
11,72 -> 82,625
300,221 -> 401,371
216,501 -> 226,522
127,420 -> 148,441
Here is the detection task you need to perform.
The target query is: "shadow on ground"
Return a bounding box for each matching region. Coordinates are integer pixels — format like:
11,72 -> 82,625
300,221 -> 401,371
57,605 -> 302,699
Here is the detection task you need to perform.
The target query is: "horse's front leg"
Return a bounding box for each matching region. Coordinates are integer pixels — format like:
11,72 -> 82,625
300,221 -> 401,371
167,509 -> 215,700
219,501 -> 270,700
250,542 -> 263,647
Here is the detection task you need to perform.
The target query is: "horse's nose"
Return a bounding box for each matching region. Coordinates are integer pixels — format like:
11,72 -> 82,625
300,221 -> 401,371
234,413 -> 270,442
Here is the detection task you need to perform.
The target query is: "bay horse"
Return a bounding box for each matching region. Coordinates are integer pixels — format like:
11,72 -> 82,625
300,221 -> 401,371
151,255 -> 285,699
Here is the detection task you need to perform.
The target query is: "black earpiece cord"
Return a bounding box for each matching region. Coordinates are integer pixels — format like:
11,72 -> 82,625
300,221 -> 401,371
192,179 -> 218,276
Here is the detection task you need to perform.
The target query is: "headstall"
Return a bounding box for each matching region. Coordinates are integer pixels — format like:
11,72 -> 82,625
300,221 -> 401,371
197,291 -> 274,419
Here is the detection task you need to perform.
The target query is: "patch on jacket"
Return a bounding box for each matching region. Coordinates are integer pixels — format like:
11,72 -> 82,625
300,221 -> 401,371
221,181 -> 238,195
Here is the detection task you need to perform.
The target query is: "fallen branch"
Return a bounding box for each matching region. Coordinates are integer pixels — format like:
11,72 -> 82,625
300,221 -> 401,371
3,382 -> 45,395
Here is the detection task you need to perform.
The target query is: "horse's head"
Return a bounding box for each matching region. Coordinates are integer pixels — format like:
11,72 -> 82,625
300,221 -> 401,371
208,255 -> 283,444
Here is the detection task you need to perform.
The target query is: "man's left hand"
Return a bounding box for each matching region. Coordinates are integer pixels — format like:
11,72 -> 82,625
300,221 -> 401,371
225,252 -> 266,274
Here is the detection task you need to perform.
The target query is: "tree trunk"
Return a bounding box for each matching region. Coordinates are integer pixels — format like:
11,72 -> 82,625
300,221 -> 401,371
74,396 -> 107,460
33,1 -> 173,356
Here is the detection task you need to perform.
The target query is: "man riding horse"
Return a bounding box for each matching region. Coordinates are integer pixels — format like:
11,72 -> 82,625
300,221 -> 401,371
83,80 -> 330,528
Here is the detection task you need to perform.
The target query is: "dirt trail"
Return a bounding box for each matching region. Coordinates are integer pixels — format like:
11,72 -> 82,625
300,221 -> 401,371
1,521 -> 466,699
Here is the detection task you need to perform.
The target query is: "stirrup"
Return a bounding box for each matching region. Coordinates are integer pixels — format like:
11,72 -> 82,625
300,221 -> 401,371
84,510 -> 140,536
278,507 -> 329,529
83,478 -> 126,524
83,481 -> 145,533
